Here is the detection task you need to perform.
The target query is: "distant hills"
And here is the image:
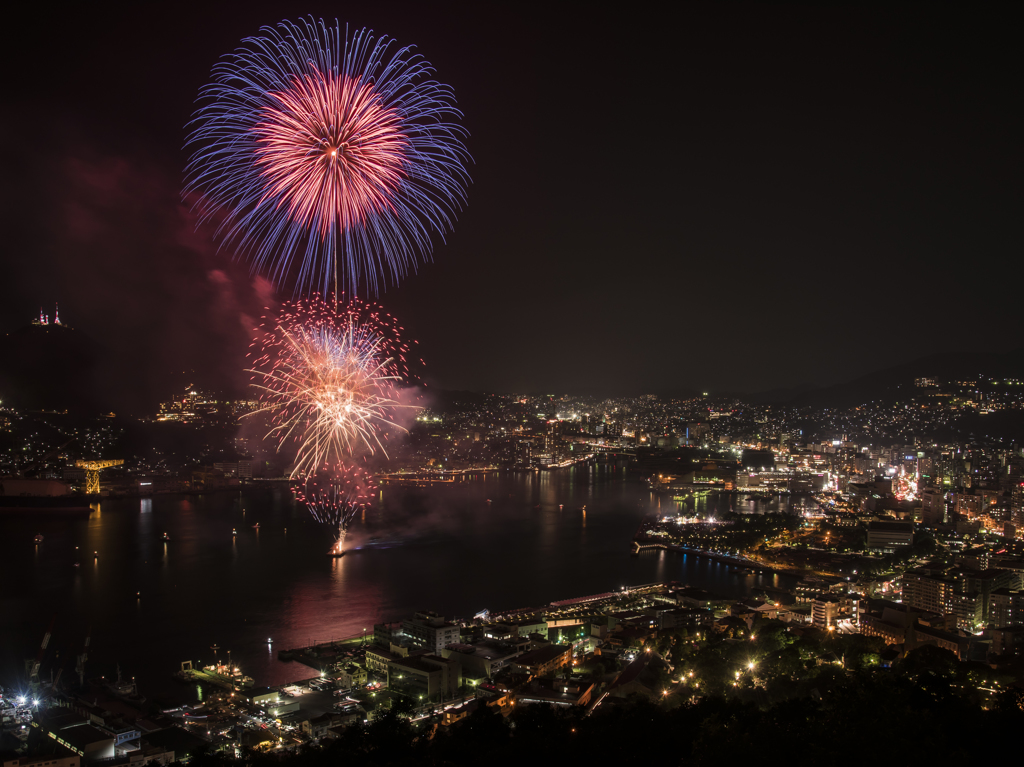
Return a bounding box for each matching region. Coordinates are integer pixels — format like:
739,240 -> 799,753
0,323 -> 101,412
750,349 -> 1024,408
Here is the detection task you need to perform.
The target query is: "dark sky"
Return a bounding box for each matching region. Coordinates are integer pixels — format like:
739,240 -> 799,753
3,3 -> 1021,412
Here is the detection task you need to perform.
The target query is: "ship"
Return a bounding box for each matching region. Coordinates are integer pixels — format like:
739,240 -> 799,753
175,659 -> 254,690
105,665 -> 146,706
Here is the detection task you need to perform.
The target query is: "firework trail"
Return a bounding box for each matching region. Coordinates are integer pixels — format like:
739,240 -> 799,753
248,294 -> 418,477
294,463 -> 376,555
185,17 -> 470,295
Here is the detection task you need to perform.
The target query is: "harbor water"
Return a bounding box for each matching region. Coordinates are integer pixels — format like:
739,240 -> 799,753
0,463 -> 806,700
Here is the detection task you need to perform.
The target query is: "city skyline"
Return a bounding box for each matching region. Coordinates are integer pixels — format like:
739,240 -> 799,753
3,3 -> 1022,408
5,6 -> 1024,756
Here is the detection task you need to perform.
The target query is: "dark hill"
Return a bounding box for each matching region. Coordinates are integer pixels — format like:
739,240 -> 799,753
0,323 -> 102,412
787,349 -> 1024,408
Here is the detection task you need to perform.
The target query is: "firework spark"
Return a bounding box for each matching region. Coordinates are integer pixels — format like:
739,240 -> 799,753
294,463 -> 376,556
185,17 -> 470,295
248,294 -> 418,476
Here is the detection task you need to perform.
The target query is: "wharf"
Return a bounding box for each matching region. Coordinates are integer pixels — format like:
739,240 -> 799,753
376,469 -> 499,486
631,536 -> 797,577
277,632 -> 371,672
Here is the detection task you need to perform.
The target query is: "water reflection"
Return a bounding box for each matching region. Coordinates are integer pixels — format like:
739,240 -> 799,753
2,470 -> 804,700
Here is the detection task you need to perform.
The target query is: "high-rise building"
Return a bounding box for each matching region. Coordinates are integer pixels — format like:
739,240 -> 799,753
920,488 -> 947,527
990,589 -> 1024,627
902,570 -> 954,618
401,611 -> 461,654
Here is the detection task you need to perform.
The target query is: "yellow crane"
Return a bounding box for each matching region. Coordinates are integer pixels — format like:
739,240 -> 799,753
75,459 -> 124,495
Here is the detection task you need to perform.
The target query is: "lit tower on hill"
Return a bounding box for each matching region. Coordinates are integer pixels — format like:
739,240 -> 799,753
31,304 -> 67,328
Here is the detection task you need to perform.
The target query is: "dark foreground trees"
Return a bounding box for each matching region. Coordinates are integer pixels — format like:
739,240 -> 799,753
185,672 -> 1023,767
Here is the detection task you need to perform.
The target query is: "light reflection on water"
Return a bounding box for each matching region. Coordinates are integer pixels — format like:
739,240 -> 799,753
2,466 -> 802,698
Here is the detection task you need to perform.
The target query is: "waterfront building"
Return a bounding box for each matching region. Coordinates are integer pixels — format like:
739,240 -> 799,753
401,611 -> 461,654
442,640 -> 522,682
388,654 -> 461,701
0,478 -> 71,497
365,645 -> 403,676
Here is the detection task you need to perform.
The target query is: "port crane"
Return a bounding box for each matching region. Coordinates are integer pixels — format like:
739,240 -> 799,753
76,626 -> 91,687
25,616 -> 55,688
75,459 -> 124,495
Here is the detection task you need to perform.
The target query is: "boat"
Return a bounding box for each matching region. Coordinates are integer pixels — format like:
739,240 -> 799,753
232,529 -> 237,536
196,661 -> 254,690
106,665 -> 146,705
162,533 -> 170,541
34,534 -> 44,544
252,523 -> 260,529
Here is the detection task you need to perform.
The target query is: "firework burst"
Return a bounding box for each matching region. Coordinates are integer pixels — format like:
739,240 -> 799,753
248,294 -> 418,476
185,17 -> 470,295
294,462 -> 376,556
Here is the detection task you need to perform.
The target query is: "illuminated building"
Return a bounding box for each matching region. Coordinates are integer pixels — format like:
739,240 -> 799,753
866,521 -> 913,551
212,460 -> 253,479
810,595 -> 841,629
400,611 -> 461,654
156,385 -> 226,423
990,588 -> 1024,627
920,487 -> 947,527
387,654 -> 461,700
902,570 -> 955,619
510,643 -> 572,677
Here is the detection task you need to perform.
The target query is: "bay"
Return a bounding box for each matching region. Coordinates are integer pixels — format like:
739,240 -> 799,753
0,462 -> 803,700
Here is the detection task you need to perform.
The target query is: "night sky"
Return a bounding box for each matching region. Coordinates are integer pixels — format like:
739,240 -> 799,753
3,3 -> 1021,413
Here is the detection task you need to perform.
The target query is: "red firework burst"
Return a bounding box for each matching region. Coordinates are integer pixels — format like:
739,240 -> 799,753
293,462 -> 377,556
248,294 -> 419,476
255,67 -> 409,237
